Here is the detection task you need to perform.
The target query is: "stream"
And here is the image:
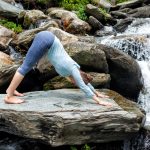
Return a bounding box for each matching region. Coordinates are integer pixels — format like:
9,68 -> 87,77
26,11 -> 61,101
98,18 -> 150,150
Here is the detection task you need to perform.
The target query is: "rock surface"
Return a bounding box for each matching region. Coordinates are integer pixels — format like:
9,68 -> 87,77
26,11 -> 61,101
0,51 -> 18,91
0,0 -> 23,18
0,89 -> 145,146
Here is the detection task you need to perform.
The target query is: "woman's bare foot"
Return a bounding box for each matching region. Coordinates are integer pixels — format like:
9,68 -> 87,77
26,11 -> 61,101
14,90 -> 24,96
92,95 -> 112,107
4,95 -> 24,104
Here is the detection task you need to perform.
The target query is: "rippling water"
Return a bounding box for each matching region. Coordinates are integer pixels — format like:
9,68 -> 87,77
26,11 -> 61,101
99,18 -> 150,150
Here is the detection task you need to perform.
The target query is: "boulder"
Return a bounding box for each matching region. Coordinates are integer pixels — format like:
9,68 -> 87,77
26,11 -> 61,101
110,11 -> 127,19
128,6 -> 150,18
0,25 -> 15,50
44,73 -> 110,90
18,10 -> 48,28
48,8 -> 91,34
114,0 -> 143,10
99,44 -> 143,100
114,18 -> 134,32
0,51 -> 18,91
88,16 -> 104,31
64,41 -> 108,73
0,0 -> 23,18
106,35 -> 149,60
86,4 -> 108,23
11,25 -> 63,49
0,89 -> 145,146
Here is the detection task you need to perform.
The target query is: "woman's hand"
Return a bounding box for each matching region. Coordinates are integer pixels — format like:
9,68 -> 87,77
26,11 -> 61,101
95,91 -> 109,98
92,95 -> 112,107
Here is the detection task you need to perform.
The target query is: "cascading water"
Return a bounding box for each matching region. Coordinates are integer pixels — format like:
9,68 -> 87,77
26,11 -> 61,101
99,18 -> 150,150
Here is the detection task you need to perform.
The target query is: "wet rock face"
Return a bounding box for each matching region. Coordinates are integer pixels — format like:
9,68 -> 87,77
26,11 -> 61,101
99,44 -> 143,101
0,0 -> 23,18
128,6 -> 150,18
0,89 -> 145,146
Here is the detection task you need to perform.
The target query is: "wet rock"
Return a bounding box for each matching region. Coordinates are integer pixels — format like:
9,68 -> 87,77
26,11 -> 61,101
18,10 -> 48,28
48,8 -> 91,34
64,41 -> 108,73
44,73 -> 110,90
11,25 -> 62,49
95,30 -> 116,37
110,11 -> 127,19
88,16 -> 104,31
106,35 -> 149,61
114,0 -> 143,10
0,51 -> 18,90
144,0 -> 150,5
128,6 -> 150,18
86,4 -> 108,23
0,0 -> 23,18
114,18 -> 134,32
2,0 -> 15,5
87,4 -> 117,25
99,44 -> 143,101
0,25 -> 15,50
0,89 -> 145,146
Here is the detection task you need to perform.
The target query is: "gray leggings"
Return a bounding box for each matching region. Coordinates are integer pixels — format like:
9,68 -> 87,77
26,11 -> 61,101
18,31 -> 55,76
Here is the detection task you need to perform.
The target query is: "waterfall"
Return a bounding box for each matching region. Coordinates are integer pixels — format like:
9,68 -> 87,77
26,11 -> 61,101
98,18 -> 150,150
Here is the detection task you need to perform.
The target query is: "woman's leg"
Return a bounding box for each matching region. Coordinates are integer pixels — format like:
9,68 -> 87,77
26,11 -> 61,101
4,31 -> 54,104
5,71 -> 24,104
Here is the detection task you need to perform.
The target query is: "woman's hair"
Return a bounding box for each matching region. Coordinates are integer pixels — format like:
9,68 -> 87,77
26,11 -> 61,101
66,70 -> 93,85
79,70 -> 93,84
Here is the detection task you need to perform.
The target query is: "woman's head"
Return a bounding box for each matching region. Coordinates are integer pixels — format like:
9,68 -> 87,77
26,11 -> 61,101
67,70 -> 93,85
79,70 -> 93,84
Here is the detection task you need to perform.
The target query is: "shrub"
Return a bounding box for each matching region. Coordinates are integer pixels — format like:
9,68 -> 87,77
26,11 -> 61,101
0,19 -> 23,33
59,0 -> 91,20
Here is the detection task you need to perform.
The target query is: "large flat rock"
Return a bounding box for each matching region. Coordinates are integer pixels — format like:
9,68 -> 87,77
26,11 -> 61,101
0,89 -> 145,146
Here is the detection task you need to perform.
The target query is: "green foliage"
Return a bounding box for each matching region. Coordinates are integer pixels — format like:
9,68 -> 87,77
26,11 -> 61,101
82,144 -> 91,150
59,0 -> 91,20
0,19 -> 23,33
99,7 -> 107,15
70,146 -> 78,150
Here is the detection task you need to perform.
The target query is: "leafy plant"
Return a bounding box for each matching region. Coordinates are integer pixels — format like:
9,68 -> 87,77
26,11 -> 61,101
70,145 -> 78,150
82,144 -> 91,150
59,0 -> 91,20
0,19 -> 23,33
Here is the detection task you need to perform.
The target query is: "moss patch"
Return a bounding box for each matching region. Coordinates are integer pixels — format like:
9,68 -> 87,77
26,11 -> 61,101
0,19 -> 23,33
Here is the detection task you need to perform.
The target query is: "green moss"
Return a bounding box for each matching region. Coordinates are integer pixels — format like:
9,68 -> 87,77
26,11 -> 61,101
59,0 -> 91,20
0,19 -> 23,33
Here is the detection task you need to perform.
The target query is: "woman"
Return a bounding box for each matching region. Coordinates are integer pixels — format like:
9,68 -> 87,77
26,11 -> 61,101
4,31 -> 111,106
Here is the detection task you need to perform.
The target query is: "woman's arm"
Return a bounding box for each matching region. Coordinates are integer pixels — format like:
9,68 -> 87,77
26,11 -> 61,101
87,83 -> 109,98
71,66 -> 95,98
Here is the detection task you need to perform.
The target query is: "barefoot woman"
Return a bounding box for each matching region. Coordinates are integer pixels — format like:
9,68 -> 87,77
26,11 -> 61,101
5,31 -> 111,106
